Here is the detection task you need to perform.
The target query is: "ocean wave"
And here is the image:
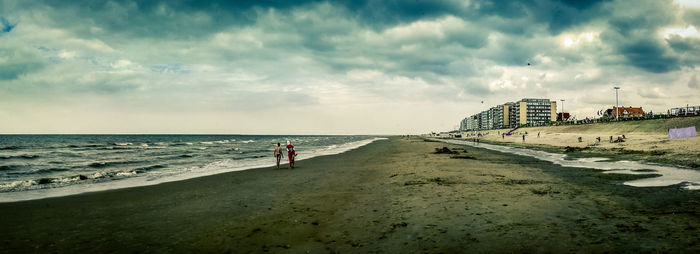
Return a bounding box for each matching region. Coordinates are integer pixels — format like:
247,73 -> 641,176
0,168 -> 140,192
200,141 -> 214,145
241,140 -> 255,144
133,164 -> 166,173
0,165 -> 25,171
104,146 -> 135,150
88,160 -> 141,168
49,151 -> 84,157
35,167 -> 70,173
0,146 -> 22,150
0,180 -> 37,191
115,171 -> 137,177
238,149 -> 268,154
68,144 -> 104,148
1,154 -> 40,160
104,145 -> 163,150
87,170 -> 138,180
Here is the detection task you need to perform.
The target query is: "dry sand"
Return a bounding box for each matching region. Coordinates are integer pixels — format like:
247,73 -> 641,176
1,137 -> 698,253
471,117 -> 700,168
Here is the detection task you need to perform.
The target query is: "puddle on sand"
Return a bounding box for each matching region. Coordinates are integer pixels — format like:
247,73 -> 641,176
435,139 -> 700,190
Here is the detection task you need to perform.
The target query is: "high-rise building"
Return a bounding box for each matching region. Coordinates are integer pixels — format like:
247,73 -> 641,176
512,98 -> 556,127
493,103 -> 514,129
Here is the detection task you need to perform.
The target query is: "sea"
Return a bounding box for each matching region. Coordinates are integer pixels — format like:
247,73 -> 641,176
0,135 -> 384,202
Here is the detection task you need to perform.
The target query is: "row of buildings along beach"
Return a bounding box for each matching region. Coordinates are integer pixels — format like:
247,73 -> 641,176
460,98 -> 557,131
460,98 -> 699,132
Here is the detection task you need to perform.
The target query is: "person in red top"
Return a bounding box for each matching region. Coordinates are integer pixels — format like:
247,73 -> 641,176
286,140 -> 296,169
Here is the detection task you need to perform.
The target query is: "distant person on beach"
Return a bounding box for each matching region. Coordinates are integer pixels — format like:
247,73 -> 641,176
286,140 -> 296,169
274,143 -> 284,169
522,135 -> 525,142
537,131 -> 540,138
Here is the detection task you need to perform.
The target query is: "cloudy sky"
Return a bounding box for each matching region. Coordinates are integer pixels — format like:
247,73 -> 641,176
0,0 -> 698,134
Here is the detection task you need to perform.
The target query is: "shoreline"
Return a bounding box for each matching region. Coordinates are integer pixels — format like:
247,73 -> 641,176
1,137 -> 698,252
0,137 -> 386,203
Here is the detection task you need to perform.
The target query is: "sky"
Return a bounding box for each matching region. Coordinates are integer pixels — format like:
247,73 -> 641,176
0,0 -> 698,134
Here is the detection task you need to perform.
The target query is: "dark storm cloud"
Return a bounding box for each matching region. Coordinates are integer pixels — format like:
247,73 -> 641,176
23,0 -> 614,40
617,39 -> 680,73
0,48 -> 46,80
475,0 -> 611,34
27,0 -> 464,39
666,35 -> 699,52
599,1 -> 694,73
0,17 -> 16,34
4,0 -> 693,77
341,0 -> 466,28
666,35 -> 700,68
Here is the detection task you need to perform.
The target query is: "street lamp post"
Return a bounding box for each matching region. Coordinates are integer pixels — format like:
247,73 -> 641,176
560,99 -> 565,121
614,86 -> 620,121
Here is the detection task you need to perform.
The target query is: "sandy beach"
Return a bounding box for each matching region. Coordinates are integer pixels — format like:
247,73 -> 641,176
1,137 -> 699,253
471,117 -> 700,168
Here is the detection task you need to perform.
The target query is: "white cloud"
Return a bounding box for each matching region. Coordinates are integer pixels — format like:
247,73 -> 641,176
561,31 -> 599,48
675,0 -> 700,8
663,25 -> 700,38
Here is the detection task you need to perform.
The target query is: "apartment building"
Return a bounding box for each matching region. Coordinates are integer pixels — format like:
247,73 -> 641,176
512,98 -> 557,127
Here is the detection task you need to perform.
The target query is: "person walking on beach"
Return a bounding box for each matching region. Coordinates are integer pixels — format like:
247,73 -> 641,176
522,134 -> 525,142
274,143 -> 284,169
286,140 -> 296,169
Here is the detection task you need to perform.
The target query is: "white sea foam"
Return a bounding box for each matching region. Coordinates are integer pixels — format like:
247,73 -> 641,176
434,138 -> 700,190
0,180 -> 36,190
116,171 -> 137,177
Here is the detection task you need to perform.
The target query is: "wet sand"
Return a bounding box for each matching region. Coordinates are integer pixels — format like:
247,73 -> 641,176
1,137 -> 699,253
